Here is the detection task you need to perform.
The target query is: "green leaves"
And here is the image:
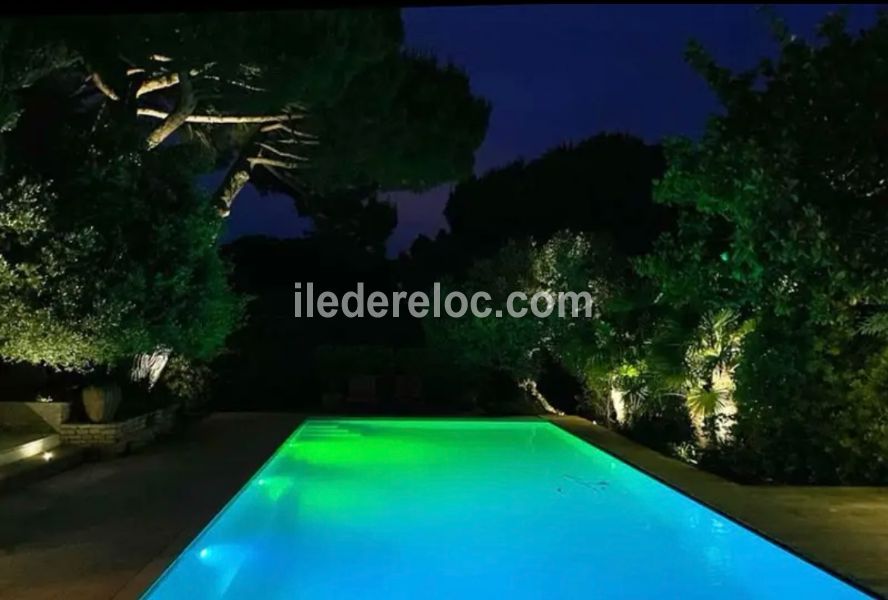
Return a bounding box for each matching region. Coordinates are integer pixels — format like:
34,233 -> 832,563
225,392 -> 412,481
649,14 -> 888,483
293,52 -> 490,196
424,232 -> 621,382
0,126 -> 243,371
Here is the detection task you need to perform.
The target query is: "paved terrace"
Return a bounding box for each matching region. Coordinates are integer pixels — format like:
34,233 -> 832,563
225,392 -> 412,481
0,413 -> 305,600
0,412 -> 885,598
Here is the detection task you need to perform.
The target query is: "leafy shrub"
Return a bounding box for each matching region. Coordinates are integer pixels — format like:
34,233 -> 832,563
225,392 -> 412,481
159,355 -> 213,413
0,128 -> 242,370
619,394 -> 696,457
701,317 -> 888,484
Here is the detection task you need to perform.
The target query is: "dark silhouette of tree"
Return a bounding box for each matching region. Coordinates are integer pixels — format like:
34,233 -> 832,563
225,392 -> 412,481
16,11 -> 489,216
403,133 -> 670,287
0,10 -> 489,378
446,134 -> 669,254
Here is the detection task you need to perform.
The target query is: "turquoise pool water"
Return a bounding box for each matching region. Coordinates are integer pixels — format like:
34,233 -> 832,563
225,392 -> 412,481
144,419 -> 867,599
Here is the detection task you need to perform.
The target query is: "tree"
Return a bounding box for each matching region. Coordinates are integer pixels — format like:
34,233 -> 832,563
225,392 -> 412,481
638,12 -> 888,483
402,133 -> 669,290
446,134 -> 668,256
0,119 -> 242,371
424,232 -> 623,413
0,10 -> 489,381
20,11 -> 489,215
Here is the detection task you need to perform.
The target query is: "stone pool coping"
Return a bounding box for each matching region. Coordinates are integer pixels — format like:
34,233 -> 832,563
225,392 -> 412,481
547,415 -> 888,598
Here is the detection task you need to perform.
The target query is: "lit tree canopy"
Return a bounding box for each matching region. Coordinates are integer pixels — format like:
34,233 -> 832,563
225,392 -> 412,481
0,9 -> 490,372
14,10 -> 489,216
425,232 -> 624,381
639,12 -> 888,328
636,12 -> 888,483
0,121 -> 242,370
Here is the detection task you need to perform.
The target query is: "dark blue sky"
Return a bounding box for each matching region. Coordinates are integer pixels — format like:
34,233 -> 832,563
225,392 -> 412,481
222,4 -> 881,255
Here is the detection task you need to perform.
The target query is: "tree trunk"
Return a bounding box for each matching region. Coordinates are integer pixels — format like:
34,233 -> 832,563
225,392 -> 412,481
145,72 -> 196,150
131,349 -> 171,389
609,388 -> 627,426
215,167 -> 251,217
520,378 -> 564,415
212,127 -> 266,216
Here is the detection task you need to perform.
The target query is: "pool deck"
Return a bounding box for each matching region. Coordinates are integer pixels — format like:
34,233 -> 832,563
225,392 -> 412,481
0,412 -> 885,598
548,415 -> 888,598
0,413 -> 305,600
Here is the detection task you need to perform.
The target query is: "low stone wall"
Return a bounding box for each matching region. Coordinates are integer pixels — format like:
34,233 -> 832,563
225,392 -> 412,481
0,401 -> 71,432
59,405 -> 179,452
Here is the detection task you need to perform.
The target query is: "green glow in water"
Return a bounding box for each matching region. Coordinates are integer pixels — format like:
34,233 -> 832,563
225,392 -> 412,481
145,418 -> 867,599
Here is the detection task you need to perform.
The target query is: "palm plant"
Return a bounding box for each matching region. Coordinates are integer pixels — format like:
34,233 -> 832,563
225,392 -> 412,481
642,308 -> 753,443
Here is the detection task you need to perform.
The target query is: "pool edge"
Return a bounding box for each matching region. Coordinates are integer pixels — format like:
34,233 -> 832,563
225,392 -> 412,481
122,419 -> 314,600
544,415 -> 883,599
121,415 -> 884,600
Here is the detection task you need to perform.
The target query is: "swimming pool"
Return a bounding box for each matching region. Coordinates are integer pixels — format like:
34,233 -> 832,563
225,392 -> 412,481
144,418 -> 868,599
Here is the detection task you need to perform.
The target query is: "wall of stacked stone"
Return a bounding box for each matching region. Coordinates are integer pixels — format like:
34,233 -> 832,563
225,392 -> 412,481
59,405 -> 179,447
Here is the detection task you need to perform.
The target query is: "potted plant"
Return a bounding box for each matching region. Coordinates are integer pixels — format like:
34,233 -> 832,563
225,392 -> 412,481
81,382 -> 122,423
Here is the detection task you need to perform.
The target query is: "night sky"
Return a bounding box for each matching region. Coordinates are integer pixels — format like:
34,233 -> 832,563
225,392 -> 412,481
221,4 -> 881,256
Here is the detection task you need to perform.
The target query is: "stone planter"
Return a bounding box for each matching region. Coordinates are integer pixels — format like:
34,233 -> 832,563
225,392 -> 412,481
59,404 -> 181,456
81,384 -> 122,424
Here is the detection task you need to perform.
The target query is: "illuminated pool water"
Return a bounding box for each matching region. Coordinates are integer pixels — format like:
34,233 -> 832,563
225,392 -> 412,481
144,418 -> 867,599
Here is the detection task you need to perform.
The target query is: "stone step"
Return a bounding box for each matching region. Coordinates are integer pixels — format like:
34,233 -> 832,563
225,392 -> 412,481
0,444 -> 84,492
0,432 -> 61,468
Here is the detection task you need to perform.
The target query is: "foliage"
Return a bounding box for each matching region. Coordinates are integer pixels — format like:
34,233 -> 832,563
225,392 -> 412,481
158,355 -> 214,412
0,22 -> 77,166
618,393 -> 696,457
643,13 -> 888,324
425,232 -> 615,377
637,13 -> 888,482
405,134 -> 669,287
705,316 -> 888,484
209,235 -> 417,411
424,239 -> 543,379
11,11 -> 489,213
0,10 -> 489,387
0,122 -> 243,370
444,133 -> 669,258
60,10 -> 403,113
295,187 -> 397,255
300,52 -> 490,194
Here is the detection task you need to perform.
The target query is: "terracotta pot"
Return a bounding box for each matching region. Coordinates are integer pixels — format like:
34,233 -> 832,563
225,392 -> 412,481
82,384 -> 122,423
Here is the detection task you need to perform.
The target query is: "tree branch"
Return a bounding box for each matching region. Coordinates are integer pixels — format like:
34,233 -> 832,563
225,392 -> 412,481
138,108 -> 300,124
145,71 -> 197,150
91,72 -> 120,101
247,156 -> 304,170
263,165 -> 309,197
277,137 -> 320,146
215,167 -> 252,217
200,74 -> 267,93
210,127 -> 264,216
259,122 -> 315,138
136,72 -> 181,98
257,143 -> 308,161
